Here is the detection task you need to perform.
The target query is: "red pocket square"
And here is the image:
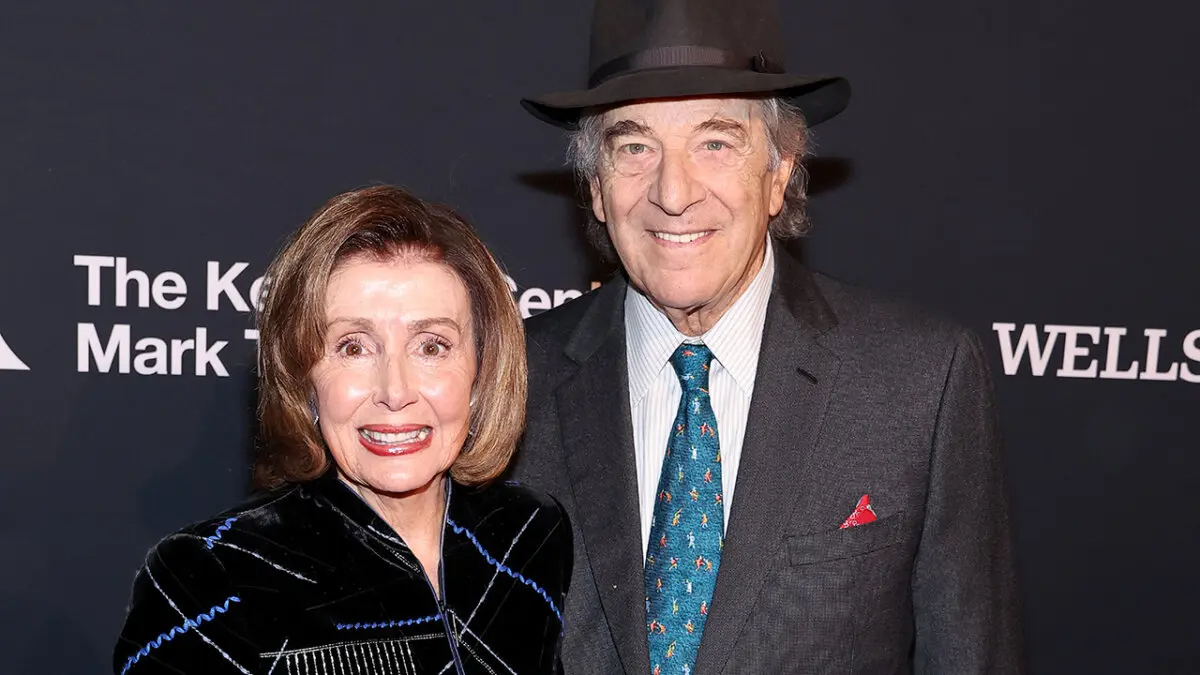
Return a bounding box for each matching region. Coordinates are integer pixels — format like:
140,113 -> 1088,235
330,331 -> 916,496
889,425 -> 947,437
839,494 -> 878,529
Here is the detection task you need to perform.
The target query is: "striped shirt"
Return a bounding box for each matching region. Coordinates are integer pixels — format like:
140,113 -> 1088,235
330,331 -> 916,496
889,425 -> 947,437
625,241 -> 774,555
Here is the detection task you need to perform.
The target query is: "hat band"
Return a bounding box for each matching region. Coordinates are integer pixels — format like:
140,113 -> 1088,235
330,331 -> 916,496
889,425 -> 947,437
588,46 -> 784,88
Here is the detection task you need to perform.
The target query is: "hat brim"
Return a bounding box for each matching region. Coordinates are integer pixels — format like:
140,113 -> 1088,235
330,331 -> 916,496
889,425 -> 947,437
522,68 -> 850,129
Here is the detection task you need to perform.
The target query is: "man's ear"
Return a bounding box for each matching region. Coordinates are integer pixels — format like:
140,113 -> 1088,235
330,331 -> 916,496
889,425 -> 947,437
768,154 -> 797,217
589,176 -> 607,223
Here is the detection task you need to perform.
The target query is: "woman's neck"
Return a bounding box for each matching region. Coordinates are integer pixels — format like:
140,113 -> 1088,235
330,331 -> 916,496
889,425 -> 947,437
341,473 -> 448,595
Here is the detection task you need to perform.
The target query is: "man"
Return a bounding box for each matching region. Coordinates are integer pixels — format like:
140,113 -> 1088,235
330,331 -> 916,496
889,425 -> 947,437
511,0 -> 1024,673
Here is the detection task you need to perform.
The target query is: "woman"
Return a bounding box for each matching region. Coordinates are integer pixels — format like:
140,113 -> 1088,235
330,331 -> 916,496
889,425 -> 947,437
113,186 -> 571,675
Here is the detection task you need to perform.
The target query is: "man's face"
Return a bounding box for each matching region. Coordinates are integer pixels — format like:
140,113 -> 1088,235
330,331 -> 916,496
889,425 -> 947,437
590,98 -> 794,332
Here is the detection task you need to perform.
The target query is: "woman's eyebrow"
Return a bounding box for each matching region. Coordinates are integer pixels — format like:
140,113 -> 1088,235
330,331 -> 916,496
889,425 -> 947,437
409,317 -> 462,334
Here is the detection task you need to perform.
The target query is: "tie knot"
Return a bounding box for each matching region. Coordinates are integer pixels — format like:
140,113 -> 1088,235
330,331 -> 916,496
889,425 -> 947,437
669,343 -> 714,391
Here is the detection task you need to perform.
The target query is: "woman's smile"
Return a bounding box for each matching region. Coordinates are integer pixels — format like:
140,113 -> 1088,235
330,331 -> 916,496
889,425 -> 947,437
357,424 -> 434,456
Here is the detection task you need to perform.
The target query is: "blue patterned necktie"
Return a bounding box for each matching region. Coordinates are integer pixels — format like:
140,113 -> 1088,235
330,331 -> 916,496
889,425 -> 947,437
645,344 -> 724,675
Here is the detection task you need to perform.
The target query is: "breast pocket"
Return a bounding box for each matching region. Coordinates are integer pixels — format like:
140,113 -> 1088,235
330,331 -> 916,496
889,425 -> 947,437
787,511 -> 906,566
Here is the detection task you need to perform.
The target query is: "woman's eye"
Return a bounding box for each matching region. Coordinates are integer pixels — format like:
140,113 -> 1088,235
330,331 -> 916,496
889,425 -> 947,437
421,341 -> 447,357
338,341 -> 364,357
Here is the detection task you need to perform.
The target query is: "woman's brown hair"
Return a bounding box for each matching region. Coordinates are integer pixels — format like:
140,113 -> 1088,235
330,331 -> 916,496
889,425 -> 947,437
253,185 -> 526,490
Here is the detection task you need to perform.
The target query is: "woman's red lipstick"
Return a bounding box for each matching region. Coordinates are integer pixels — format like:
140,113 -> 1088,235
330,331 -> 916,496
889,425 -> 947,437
357,424 -> 432,457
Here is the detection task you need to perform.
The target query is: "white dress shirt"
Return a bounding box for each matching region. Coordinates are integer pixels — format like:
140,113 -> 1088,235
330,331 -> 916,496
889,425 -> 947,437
625,241 -> 775,555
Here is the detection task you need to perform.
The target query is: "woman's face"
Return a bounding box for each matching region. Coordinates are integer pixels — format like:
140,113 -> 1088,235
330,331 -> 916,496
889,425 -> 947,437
311,256 -> 476,500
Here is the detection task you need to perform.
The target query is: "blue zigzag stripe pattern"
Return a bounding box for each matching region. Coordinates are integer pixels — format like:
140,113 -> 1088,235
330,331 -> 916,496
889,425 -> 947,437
335,613 -> 442,631
203,517 -> 238,549
446,518 -> 562,622
120,596 -> 241,675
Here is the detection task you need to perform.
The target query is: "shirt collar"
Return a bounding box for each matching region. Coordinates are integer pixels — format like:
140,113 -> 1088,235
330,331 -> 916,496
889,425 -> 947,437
624,239 -> 775,402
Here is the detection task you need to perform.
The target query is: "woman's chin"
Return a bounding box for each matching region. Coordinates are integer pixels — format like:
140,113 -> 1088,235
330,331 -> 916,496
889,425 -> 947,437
354,470 -> 445,499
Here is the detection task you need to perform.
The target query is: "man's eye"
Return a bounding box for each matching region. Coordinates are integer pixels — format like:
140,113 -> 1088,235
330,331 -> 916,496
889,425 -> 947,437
623,143 -> 647,155
705,141 -> 727,151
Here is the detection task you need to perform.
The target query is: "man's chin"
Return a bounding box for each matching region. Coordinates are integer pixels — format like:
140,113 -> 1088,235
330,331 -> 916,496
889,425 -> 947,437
645,287 -> 723,316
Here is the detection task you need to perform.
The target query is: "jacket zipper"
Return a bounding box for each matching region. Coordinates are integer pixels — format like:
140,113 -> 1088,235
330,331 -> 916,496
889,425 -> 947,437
424,480 -> 466,675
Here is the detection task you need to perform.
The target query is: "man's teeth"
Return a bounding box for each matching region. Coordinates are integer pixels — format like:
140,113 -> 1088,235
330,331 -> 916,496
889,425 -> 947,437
653,231 -> 710,244
360,428 -> 430,444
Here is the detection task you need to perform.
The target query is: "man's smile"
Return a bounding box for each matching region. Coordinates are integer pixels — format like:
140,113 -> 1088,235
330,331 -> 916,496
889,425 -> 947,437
649,230 -> 715,246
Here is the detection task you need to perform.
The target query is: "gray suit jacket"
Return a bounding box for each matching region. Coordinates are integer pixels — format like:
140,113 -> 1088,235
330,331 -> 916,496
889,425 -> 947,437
510,245 -> 1025,674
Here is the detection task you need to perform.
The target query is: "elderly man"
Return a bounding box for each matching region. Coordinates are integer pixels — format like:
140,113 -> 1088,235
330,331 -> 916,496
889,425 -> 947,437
511,0 -> 1024,673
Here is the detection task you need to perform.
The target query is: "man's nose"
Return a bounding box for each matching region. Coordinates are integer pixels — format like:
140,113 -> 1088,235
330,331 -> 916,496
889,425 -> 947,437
647,149 -> 705,216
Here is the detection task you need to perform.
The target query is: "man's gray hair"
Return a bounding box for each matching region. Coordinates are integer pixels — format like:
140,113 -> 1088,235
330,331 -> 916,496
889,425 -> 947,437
566,96 -> 814,261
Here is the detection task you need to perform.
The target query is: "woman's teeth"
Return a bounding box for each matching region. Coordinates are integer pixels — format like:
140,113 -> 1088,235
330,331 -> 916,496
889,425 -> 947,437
359,428 -> 430,444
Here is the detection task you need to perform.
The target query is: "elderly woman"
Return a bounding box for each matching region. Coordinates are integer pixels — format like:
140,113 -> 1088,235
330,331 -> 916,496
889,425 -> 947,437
113,186 -> 571,675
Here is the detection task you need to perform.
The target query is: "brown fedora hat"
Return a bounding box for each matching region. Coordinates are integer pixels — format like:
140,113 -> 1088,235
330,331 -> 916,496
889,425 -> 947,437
522,0 -> 850,129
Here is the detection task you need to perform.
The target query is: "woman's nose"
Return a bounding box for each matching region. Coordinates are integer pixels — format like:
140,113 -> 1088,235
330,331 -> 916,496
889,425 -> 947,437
374,356 -> 417,411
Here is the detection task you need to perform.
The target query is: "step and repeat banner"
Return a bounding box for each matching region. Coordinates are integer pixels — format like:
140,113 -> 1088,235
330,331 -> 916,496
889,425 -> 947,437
2,2 -> 1197,673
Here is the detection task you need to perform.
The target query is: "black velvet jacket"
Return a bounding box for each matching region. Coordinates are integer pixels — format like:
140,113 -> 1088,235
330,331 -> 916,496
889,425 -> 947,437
113,473 -> 571,675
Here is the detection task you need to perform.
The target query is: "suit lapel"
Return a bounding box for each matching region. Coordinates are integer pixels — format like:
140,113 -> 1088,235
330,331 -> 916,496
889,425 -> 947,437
555,278 -> 651,675
695,248 -> 842,675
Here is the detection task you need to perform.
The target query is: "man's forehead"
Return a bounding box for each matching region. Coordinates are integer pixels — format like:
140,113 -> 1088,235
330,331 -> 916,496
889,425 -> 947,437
601,97 -> 759,130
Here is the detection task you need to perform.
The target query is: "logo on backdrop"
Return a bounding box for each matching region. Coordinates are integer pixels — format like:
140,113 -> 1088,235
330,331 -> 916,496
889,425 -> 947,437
68,254 -> 595,378
992,323 -> 1200,382
0,333 -> 30,371
72,255 -> 263,378
505,275 -> 602,318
